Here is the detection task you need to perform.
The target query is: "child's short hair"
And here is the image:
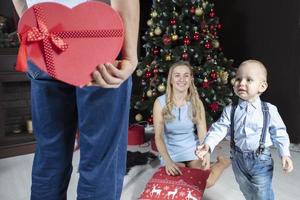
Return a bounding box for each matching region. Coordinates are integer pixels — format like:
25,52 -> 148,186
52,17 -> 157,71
239,59 -> 268,81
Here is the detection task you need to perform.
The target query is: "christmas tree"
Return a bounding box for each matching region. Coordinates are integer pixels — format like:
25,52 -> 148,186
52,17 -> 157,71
131,0 -> 235,125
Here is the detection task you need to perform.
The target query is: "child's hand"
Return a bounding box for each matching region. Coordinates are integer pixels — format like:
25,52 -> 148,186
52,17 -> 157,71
201,153 -> 211,170
282,156 -> 293,173
196,144 -> 210,160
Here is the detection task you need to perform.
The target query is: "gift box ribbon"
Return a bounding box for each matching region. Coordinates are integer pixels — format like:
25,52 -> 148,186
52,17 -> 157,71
16,5 -> 123,78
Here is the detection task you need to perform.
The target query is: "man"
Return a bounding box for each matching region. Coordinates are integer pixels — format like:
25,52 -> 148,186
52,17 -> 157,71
12,0 -> 139,199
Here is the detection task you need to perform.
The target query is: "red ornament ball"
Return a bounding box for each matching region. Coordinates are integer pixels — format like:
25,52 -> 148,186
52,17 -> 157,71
163,35 -> 172,45
204,42 -> 212,49
190,6 -> 195,14
152,47 -> 160,55
170,18 -> 177,25
209,102 -> 219,112
210,71 -> 218,80
193,32 -> 200,41
183,36 -> 191,45
145,71 -> 152,78
217,23 -> 222,30
209,11 -> 216,18
181,52 -> 189,60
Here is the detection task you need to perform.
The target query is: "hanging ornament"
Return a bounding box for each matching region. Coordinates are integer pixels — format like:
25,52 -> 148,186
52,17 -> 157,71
136,69 -> 143,77
147,19 -> 153,26
151,47 -> 160,56
148,116 -> 153,124
209,24 -> 215,31
149,31 -> 154,37
146,90 -> 153,97
193,32 -> 200,41
209,102 -> 219,112
171,34 -> 178,41
145,71 -> 152,78
190,6 -> 195,14
165,54 -> 172,61
135,113 -> 143,122
210,70 -> 218,80
154,27 -> 162,35
202,78 -> 210,88
230,78 -> 236,85
163,35 -> 172,45
204,42 -> 212,49
150,10 -> 158,18
153,67 -> 159,74
181,51 -> 189,61
217,23 -> 222,30
195,7 -> 203,16
209,10 -> 216,18
219,71 -> 229,84
157,84 -> 166,92
212,40 -> 220,48
183,36 -> 191,45
170,18 -> 177,25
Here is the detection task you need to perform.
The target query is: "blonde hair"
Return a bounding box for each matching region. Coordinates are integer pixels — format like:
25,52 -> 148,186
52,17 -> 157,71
162,61 -> 204,124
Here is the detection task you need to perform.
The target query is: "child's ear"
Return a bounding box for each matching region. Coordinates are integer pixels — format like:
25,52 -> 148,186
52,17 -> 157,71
259,81 -> 268,93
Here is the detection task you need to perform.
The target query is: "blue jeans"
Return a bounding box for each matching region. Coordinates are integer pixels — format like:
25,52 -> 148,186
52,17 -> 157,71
231,148 -> 274,200
28,61 -> 132,200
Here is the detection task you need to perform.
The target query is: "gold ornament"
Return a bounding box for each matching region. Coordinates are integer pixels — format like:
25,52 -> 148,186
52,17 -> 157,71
212,40 -> 220,48
147,19 -> 153,26
135,114 -> 143,122
136,69 -> 143,77
171,34 -> 178,41
195,7 -> 203,16
149,31 -> 154,37
146,90 -> 153,97
150,10 -> 158,18
157,84 -> 166,92
219,71 -> 229,84
230,78 -> 236,85
154,27 -> 162,35
165,54 -> 172,61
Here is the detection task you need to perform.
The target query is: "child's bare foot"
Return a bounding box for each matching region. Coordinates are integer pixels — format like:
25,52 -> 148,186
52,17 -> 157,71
216,156 -> 231,168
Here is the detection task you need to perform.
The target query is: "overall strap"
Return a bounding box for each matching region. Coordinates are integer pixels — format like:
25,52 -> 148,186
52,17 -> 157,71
257,101 -> 269,155
230,103 -> 238,150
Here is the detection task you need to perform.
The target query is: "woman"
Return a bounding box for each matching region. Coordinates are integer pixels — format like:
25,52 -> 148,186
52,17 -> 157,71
153,61 -> 230,188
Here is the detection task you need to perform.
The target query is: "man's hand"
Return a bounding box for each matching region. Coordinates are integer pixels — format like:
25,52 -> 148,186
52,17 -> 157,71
88,59 -> 137,88
196,144 -> 210,160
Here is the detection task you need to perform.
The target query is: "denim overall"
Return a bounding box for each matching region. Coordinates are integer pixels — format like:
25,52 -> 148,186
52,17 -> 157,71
28,61 -> 132,200
230,101 -> 274,200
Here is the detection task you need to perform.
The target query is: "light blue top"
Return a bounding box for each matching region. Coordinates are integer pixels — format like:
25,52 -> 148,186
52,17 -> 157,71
205,97 -> 291,157
26,0 -> 88,8
158,94 -> 199,165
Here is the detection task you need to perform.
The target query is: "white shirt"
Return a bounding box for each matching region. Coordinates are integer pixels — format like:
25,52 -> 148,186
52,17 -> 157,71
26,0 -> 89,8
204,97 -> 291,157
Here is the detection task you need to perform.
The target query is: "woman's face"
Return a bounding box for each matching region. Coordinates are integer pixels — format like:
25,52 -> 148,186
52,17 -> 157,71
171,65 -> 192,93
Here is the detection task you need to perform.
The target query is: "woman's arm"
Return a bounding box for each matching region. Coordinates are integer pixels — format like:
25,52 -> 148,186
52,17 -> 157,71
196,100 -> 207,143
153,99 -> 171,163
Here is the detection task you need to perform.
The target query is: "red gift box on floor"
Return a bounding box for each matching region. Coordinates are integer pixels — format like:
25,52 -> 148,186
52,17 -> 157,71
139,167 -> 211,200
128,124 -> 145,145
17,2 -> 124,87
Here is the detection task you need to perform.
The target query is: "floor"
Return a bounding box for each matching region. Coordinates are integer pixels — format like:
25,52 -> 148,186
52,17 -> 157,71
0,140 -> 299,200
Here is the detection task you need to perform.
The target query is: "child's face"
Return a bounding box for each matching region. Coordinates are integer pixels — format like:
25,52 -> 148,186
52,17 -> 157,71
171,65 -> 192,93
233,63 -> 267,102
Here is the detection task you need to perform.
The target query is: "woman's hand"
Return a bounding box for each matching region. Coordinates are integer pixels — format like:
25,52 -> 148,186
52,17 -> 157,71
165,160 -> 184,176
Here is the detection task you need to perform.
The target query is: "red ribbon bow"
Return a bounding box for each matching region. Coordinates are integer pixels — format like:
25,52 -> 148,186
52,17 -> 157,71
27,27 -> 68,51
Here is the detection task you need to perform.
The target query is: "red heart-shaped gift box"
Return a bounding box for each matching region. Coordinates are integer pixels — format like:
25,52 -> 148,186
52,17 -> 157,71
17,2 -> 124,87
